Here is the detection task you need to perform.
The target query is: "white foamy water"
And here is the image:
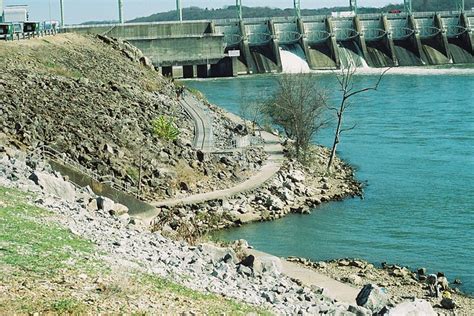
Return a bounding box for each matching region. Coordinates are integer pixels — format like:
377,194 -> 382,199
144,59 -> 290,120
310,66 -> 474,76
279,47 -> 311,74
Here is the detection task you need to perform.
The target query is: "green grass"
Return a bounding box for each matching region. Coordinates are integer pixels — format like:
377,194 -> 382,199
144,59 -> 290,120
0,186 -> 272,314
141,274 -> 272,315
0,187 -> 95,276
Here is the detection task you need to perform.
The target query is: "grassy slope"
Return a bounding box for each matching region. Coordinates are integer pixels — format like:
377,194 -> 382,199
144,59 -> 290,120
0,186 -> 268,314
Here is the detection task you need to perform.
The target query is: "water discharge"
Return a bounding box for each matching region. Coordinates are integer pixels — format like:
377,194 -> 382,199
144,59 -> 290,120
279,45 -> 310,74
185,69 -> 474,294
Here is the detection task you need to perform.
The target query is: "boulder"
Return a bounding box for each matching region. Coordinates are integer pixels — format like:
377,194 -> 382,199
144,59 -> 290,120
110,203 -> 129,216
288,170 -> 305,183
199,243 -> 238,264
385,298 -> 436,315
28,171 -> 76,202
253,254 -> 282,276
96,196 -> 115,213
356,284 -> 388,313
266,196 -> 285,211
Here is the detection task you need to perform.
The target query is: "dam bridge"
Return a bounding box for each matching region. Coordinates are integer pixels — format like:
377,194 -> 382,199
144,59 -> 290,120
64,3 -> 474,78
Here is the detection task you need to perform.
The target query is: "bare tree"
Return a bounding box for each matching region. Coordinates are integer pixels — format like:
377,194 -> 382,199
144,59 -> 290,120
263,73 -> 327,162
239,90 -> 267,136
327,65 -> 390,172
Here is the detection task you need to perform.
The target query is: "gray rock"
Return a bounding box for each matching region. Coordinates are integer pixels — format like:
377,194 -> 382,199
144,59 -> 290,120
356,284 -> 389,313
199,243 -> 237,264
385,298 -> 436,315
28,171 -> 76,202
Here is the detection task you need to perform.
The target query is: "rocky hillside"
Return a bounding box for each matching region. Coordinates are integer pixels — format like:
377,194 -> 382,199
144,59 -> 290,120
0,34 -> 261,201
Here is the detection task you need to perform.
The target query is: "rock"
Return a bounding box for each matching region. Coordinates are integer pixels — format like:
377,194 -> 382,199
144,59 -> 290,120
385,298 -> 436,315
96,196 -> 115,213
28,171 -> 76,202
110,203 -> 129,216
417,268 -> 426,276
237,265 -> 253,277
288,170 -> 305,183
440,297 -> 455,310
199,243 -> 237,264
237,255 -> 255,268
345,274 -> 363,286
453,278 -> 462,285
356,284 -> 388,313
253,254 -> 282,275
266,196 -> 285,211
139,56 -> 154,70
347,304 -> 372,316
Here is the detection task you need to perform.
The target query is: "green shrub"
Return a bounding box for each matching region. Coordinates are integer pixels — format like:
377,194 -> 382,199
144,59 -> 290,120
152,115 -> 180,141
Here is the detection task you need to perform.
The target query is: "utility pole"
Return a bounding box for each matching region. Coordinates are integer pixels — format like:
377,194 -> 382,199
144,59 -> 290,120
59,0 -> 64,27
118,0 -> 124,23
350,0 -> 357,15
236,0 -> 242,20
404,0 -> 412,14
294,0 -> 301,19
456,0 -> 465,12
176,0 -> 182,22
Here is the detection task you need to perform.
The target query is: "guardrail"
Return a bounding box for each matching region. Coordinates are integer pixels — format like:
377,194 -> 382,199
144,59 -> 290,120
1,21 -> 58,41
32,145 -> 143,200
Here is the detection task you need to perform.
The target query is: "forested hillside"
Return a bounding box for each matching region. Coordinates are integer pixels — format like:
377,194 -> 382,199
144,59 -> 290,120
126,1 -> 473,24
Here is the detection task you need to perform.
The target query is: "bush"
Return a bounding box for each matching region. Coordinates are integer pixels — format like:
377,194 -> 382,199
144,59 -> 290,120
152,115 -> 180,141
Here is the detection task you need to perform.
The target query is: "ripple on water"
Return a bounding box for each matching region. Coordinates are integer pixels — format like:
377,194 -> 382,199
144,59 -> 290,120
186,71 -> 474,294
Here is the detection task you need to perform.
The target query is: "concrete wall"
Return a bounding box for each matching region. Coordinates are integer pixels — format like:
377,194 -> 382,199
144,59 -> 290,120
49,160 -> 156,216
130,35 -> 224,67
64,12 -> 474,76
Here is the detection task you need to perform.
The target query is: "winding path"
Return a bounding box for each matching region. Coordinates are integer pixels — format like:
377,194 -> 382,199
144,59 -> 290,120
138,93 -> 284,223
180,93 -> 214,153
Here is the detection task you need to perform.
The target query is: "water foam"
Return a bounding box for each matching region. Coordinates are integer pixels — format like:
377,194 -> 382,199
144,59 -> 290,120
279,46 -> 311,74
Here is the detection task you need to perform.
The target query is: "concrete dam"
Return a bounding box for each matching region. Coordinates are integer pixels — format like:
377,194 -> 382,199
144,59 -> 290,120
65,10 -> 474,77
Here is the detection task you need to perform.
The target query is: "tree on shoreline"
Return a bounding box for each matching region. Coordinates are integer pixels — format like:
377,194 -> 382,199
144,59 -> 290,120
327,66 -> 390,172
263,74 -> 328,162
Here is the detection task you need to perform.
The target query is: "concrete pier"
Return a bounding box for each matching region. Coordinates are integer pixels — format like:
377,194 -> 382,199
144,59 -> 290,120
63,10 -> 474,78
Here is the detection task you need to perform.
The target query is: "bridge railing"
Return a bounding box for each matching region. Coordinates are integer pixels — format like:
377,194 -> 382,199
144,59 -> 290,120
305,30 -> 331,44
363,28 -> 387,40
247,32 -> 273,45
334,27 -> 359,41
277,31 -> 302,44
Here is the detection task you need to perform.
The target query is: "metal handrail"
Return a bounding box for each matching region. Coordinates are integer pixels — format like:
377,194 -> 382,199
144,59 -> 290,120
363,28 -> 388,40
334,27 -> 359,40
444,25 -> 468,36
306,30 -> 332,43
277,31 -> 302,44
247,32 -> 273,45
32,145 -> 143,200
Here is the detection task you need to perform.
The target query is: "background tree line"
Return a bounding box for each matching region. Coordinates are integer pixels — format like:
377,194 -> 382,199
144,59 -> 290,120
123,1 -> 473,24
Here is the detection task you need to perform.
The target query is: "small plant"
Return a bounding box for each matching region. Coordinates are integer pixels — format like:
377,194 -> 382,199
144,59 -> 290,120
152,115 -> 180,141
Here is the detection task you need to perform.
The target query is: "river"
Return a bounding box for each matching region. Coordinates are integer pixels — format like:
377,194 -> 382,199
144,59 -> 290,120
185,67 -> 474,294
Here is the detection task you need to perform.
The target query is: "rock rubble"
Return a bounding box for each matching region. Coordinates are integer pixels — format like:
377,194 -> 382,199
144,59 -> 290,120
1,147 -> 373,315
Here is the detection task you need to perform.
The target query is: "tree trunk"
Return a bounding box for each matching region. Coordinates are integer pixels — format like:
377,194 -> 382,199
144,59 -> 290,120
327,112 -> 343,172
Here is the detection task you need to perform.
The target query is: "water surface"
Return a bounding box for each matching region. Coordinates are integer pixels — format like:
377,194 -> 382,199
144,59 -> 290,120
185,68 -> 474,293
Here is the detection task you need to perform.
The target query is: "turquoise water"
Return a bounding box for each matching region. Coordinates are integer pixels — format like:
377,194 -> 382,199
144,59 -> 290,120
185,69 -> 474,294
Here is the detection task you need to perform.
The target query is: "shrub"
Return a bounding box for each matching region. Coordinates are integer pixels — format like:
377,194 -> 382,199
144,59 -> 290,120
152,115 -> 180,141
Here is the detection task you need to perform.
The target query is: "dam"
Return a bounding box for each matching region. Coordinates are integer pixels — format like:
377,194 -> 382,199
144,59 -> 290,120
64,10 -> 474,77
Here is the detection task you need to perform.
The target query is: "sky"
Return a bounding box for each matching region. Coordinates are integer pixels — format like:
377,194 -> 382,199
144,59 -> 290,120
3,0 -> 400,24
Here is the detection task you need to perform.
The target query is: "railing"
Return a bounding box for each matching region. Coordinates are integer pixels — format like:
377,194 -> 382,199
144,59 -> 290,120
391,27 -> 416,39
444,25 -> 468,37
277,31 -> 302,44
224,33 -> 243,47
247,32 -> 273,45
418,26 -> 442,37
305,30 -> 332,43
363,28 -> 388,40
334,27 -> 359,41
33,145 -> 143,200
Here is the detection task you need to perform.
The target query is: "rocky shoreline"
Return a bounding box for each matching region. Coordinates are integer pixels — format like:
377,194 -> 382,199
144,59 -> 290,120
287,257 -> 474,315
2,33 -> 472,314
